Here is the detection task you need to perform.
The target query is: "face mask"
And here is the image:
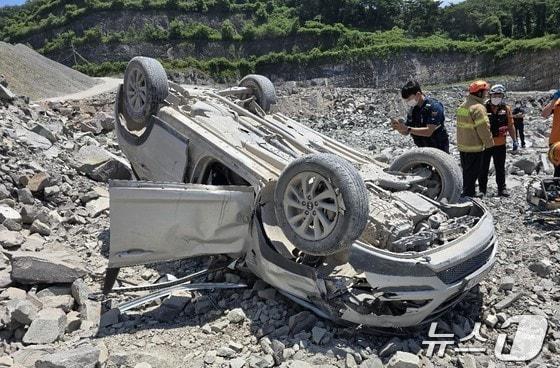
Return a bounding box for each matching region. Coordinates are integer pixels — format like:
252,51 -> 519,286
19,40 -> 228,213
406,98 -> 418,107
491,97 -> 503,106
515,104 -> 521,108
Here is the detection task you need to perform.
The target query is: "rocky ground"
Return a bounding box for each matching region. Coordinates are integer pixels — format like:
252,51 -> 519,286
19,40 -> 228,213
0,79 -> 559,368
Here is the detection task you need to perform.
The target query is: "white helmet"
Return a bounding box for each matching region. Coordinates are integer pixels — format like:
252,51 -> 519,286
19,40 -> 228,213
490,84 -> 506,95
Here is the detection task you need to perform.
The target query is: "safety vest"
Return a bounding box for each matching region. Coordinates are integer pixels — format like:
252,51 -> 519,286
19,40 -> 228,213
486,103 -> 509,137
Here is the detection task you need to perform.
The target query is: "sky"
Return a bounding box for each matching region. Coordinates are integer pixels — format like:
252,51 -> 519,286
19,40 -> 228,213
0,0 -> 464,7
0,0 -> 26,6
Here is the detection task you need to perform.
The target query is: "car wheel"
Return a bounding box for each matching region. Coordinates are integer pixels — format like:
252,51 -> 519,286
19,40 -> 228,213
123,56 -> 169,125
239,74 -> 276,113
274,154 -> 369,256
389,147 -> 462,203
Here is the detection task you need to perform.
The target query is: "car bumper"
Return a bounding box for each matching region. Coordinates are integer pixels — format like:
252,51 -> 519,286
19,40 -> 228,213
340,205 -> 497,328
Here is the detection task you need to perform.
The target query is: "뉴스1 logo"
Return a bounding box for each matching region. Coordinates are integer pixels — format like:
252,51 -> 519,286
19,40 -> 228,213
422,315 -> 548,362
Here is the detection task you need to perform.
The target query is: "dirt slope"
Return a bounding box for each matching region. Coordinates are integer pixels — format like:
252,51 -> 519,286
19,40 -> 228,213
0,42 -> 98,100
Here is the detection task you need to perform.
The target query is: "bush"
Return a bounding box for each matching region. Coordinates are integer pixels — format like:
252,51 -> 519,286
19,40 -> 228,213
241,21 -> 257,40
221,19 -> 239,40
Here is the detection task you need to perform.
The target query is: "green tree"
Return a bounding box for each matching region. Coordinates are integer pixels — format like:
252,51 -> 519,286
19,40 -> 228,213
402,0 -> 442,36
195,0 -> 208,12
498,12 -> 513,37
255,3 -> 269,23
478,15 -> 502,36
549,0 -> 560,32
241,21 -> 257,40
533,1 -> 547,37
221,19 -> 238,40
511,2 -> 526,38
166,0 -> 179,8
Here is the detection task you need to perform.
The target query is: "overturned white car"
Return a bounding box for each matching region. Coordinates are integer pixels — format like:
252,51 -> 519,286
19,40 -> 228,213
104,57 -> 497,327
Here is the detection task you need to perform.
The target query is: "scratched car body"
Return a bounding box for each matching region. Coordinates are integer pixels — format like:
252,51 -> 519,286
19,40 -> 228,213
106,57 -> 497,327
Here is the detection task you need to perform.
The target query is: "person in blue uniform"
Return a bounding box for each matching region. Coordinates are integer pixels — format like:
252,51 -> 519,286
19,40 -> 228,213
391,80 -> 450,153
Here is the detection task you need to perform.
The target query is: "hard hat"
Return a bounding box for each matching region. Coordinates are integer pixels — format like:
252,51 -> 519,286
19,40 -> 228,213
490,84 -> 506,95
469,80 -> 490,94
549,142 -> 560,166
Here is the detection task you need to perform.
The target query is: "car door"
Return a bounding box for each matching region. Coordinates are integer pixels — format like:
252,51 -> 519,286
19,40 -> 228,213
107,180 -> 254,269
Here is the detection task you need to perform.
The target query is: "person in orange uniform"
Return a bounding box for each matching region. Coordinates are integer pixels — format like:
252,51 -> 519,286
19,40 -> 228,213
478,84 -> 517,197
542,90 -> 560,177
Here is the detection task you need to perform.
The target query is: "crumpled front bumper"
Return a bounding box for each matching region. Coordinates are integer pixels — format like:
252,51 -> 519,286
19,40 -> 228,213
340,207 -> 497,328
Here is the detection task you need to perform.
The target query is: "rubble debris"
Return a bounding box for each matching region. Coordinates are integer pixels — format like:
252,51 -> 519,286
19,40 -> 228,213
26,172 -> 51,193
529,259 -> 552,277
494,292 -> 524,311
484,314 -> 499,328
29,219 -> 51,236
227,308 -> 246,323
386,351 -> 421,368
288,311 -> 317,335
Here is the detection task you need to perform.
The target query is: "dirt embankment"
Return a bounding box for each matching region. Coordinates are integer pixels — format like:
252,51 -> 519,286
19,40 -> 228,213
0,42 -> 99,100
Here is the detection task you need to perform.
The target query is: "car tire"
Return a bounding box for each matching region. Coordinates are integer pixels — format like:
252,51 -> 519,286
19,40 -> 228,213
274,154 -> 369,256
239,74 -> 276,113
389,147 -> 462,203
123,56 -> 169,126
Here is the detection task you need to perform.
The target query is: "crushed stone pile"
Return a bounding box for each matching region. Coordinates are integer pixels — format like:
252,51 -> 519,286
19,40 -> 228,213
0,42 -> 99,100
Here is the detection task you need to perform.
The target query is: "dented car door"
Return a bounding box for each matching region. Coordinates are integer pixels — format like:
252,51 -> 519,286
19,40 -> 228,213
108,180 -> 254,268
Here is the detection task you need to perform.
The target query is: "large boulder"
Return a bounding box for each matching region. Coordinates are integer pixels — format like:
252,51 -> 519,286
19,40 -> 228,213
35,345 -> 100,368
14,128 -> 52,150
73,145 -> 132,182
10,251 -> 88,284
0,206 -> 22,224
22,308 -> 66,344
0,230 -> 25,249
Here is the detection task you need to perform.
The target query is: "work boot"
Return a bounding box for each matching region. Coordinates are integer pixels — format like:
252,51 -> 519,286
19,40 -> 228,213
498,189 -> 510,197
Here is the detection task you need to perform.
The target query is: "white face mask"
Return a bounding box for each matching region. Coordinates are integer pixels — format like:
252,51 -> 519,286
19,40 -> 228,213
406,98 -> 418,107
491,97 -> 503,106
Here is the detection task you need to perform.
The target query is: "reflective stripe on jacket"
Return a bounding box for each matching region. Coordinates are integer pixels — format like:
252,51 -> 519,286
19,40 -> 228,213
456,95 -> 494,153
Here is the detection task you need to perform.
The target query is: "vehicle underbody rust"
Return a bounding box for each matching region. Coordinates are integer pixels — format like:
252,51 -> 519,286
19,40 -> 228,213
105,57 -> 498,328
